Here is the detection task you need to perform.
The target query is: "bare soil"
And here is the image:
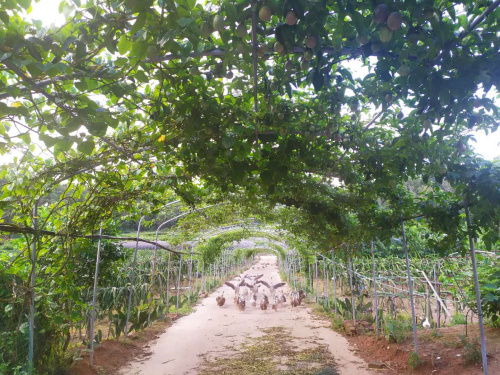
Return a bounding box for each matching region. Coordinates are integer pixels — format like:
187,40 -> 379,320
345,324 -> 500,374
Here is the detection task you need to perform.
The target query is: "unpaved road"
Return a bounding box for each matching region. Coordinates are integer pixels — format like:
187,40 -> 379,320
121,255 -> 373,375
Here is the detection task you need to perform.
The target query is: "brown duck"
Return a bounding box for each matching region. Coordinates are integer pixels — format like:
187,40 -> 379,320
216,292 -> 225,307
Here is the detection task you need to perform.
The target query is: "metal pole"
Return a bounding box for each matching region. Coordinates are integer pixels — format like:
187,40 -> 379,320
323,257 -> 328,308
401,218 -> 419,354
348,257 -> 356,326
124,216 -> 144,342
28,203 -> 37,374
433,263 -> 440,328
90,223 -> 103,367
371,241 -> 379,338
188,250 -> 193,303
308,261 -> 312,300
176,255 -> 183,313
147,228 -> 161,326
331,249 -> 337,317
166,247 -> 172,312
315,256 -> 319,304
465,200 -> 488,375
195,258 -> 200,295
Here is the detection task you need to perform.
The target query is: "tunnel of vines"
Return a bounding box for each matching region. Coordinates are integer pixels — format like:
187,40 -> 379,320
0,0 -> 499,373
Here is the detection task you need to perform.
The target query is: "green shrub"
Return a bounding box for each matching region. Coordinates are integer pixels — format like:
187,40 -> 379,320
408,351 -> 425,369
450,312 -> 467,325
384,315 -> 413,343
459,334 -> 482,364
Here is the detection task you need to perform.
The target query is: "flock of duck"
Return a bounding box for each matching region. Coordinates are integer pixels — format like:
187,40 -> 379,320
215,273 -> 306,312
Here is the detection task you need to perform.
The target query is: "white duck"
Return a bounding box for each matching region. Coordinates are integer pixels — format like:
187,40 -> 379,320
422,317 -> 431,329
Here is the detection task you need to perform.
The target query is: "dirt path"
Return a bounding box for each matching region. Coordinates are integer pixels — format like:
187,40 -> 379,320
120,255 -> 373,375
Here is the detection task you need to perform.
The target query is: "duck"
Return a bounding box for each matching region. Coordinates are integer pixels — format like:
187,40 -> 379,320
250,293 -> 258,308
290,291 -> 300,308
260,295 -> 269,313
272,295 -> 279,312
225,278 -> 247,297
298,290 -> 306,304
216,292 -> 225,307
237,295 -> 246,311
278,290 -> 286,305
257,278 -> 286,297
241,286 -> 249,300
423,317 -> 431,329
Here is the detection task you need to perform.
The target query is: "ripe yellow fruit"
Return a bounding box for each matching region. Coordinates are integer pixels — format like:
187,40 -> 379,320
374,4 -> 389,23
236,23 -> 247,39
259,6 -> 272,22
213,15 -> 225,33
387,12 -> 403,31
285,10 -> 297,25
306,36 -> 317,49
379,26 -> 393,43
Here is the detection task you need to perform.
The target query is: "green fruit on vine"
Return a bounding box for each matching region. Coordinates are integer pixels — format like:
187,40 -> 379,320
147,46 -> 158,60
379,27 -> 393,43
371,41 -> 382,53
257,44 -> 267,57
300,59 -> 309,70
189,66 -> 199,75
398,64 -> 411,76
423,119 -> 432,129
259,6 -> 272,22
407,33 -> 419,45
334,133 -> 342,142
387,12 -> 403,31
374,4 -> 389,23
384,139 -> 391,147
438,164 -> 447,174
351,114 -> 357,121
285,60 -> 293,71
285,10 -> 297,25
303,49 -> 313,61
236,23 -> 247,39
397,111 -> 404,120
457,141 -> 466,153
278,112 -> 285,120
213,15 -> 225,33
274,41 -> 284,54
226,71 -> 233,79
306,36 -> 317,49
423,8 -> 435,20
385,93 -> 393,102
356,33 -> 369,45
200,21 -> 213,38
236,41 -> 247,52
388,179 -> 397,187
350,102 -> 358,112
